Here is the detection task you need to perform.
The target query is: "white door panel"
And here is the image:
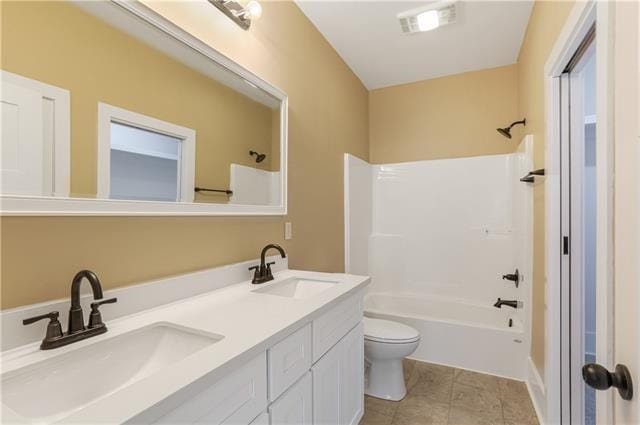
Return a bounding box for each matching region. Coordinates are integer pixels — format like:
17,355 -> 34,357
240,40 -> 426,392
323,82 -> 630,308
1,82 -> 44,195
613,1 -> 639,422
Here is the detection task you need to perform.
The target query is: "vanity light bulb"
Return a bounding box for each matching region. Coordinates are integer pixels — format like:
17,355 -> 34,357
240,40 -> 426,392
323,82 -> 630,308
245,1 -> 262,20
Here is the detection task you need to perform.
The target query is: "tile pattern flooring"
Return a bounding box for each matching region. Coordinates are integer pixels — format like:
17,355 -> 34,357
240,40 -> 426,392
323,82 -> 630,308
360,359 -> 540,425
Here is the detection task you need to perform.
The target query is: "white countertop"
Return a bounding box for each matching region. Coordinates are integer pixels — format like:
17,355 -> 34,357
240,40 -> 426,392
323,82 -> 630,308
1,269 -> 370,424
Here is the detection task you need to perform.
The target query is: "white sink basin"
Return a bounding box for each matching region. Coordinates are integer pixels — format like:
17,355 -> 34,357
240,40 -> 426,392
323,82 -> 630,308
252,277 -> 338,299
1,322 -> 223,423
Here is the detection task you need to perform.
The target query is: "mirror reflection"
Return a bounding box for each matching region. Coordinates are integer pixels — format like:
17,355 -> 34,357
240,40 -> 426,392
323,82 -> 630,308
1,1 -> 283,206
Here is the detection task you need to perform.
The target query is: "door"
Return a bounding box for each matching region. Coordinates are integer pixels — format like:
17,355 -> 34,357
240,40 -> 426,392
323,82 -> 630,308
1,71 -> 71,196
312,323 -> 364,425
559,28 -> 602,425
1,82 -> 44,195
612,1 -> 639,423
340,322 -> 364,425
269,372 -> 312,425
565,3 -> 639,424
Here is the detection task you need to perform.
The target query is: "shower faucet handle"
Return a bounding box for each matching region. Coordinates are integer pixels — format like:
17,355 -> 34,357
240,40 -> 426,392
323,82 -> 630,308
502,269 -> 520,288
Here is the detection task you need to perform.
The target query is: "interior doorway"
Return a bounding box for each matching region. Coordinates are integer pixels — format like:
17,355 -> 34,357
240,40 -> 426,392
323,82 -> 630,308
558,31 -> 597,425
547,3 -> 639,424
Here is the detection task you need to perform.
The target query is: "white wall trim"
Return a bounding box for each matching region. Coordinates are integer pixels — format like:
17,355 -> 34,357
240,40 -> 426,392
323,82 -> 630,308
344,154 -> 352,273
526,357 -> 547,425
543,1 -> 615,423
0,70 -> 71,197
0,255 -> 288,352
97,102 -> 196,202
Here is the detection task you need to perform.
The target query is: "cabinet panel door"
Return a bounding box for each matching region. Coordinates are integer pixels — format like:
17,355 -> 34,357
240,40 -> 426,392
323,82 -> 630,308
340,323 -> 364,425
312,337 -> 341,425
312,322 -> 364,425
269,372 -> 312,425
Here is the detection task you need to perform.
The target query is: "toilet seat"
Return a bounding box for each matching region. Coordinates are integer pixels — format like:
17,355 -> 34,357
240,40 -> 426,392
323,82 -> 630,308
363,317 -> 420,344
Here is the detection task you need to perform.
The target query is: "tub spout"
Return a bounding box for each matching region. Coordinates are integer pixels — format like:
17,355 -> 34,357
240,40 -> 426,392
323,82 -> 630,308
494,298 -> 519,309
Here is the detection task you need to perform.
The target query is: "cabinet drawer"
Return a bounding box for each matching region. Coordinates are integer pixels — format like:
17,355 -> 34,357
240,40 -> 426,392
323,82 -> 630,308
140,353 -> 268,425
269,372 -> 312,425
268,324 -> 312,401
312,293 -> 363,362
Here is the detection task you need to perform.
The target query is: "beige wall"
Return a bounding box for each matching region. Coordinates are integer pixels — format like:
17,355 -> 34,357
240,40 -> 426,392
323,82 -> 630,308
0,1 -> 369,309
0,2 -> 578,384
516,0 -> 575,376
369,65 -> 519,163
2,1 -> 275,203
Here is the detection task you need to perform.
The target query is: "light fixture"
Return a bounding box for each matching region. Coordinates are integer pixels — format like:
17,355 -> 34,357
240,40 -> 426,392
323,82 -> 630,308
398,1 -> 457,34
416,10 -> 439,32
209,0 -> 262,30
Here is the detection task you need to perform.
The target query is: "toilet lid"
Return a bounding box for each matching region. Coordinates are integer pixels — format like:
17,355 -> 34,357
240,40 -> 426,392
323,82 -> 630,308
363,317 -> 420,344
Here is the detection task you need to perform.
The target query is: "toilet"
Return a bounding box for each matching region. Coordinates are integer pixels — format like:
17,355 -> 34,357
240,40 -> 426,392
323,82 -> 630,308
363,317 -> 420,401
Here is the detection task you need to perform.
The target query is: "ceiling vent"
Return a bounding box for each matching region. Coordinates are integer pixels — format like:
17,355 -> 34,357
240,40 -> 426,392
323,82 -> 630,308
398,1 -> 457,34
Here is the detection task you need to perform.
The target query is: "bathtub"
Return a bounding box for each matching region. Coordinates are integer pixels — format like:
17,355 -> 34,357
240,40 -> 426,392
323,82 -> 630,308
364,292 -> 528,380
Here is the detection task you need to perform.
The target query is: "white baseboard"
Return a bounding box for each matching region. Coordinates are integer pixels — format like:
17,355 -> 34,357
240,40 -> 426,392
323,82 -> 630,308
525,357 -> 546,425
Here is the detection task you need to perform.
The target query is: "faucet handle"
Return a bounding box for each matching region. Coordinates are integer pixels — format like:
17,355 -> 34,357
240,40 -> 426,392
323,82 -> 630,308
88,298 -> 117,329
248,265 -> 261,281
265,261 -> 276,279
23,311 -> 63,341
91,297 -> 117,308
23,311 -> 59,325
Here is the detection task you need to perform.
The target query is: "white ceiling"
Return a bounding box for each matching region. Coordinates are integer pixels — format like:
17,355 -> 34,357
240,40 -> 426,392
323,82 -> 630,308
295,1 -> 534,90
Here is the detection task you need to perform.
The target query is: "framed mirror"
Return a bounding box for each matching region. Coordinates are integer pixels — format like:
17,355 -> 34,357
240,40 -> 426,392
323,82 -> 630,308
0,0 -> 287,216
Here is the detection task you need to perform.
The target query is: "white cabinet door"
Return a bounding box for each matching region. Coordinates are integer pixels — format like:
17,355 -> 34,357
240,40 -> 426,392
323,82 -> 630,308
1,82 -> 43,195
269,372 -> 312,425
312,323 -> 364,425
340,322 -> 364,425
311,334 -> 341,425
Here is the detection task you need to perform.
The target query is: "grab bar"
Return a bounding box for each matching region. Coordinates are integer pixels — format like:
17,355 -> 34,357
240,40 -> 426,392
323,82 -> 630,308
194,187 -> 233,195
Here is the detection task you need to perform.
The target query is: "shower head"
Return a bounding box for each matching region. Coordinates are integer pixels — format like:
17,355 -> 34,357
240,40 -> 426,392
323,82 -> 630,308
497,127 -> 513,139
249,150 -> 266,163
496,119 -> 526,139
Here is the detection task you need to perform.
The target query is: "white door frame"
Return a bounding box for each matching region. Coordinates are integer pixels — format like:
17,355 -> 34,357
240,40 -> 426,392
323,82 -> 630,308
97,102 -> 196,202
544,1 -> 615,424
0,70 -> 71,197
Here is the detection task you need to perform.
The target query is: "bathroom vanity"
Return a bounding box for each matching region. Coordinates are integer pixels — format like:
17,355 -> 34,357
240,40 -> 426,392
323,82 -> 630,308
0,268 -> 369,424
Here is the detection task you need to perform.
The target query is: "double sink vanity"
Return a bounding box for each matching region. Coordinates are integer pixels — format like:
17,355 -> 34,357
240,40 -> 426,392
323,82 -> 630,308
1,1 -> 369,424
1,258 -> 369,424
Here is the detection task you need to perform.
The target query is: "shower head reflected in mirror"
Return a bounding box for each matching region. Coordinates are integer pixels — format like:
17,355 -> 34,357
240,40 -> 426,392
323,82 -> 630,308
249,150 -> 266,163
497,119 -> 526,139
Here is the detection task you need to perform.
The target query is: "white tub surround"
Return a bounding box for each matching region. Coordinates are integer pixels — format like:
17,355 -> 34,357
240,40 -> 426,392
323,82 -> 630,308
1,265 -> 370,424
344,137 -> 534,379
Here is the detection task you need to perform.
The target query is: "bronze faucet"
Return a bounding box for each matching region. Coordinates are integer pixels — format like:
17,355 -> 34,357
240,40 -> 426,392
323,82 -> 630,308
23,270 -> 117,350
249,244 -> 286,284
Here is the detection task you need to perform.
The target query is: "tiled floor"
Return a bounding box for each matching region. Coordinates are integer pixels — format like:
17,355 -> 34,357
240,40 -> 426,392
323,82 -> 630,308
360,359 -> 540,425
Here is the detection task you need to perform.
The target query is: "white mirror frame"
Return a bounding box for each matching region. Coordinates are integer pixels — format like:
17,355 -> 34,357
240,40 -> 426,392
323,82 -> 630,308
0,0 -> 287,216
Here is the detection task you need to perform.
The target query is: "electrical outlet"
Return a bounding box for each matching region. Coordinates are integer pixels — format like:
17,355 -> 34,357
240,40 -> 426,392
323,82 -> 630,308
284,222 -> 292,240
